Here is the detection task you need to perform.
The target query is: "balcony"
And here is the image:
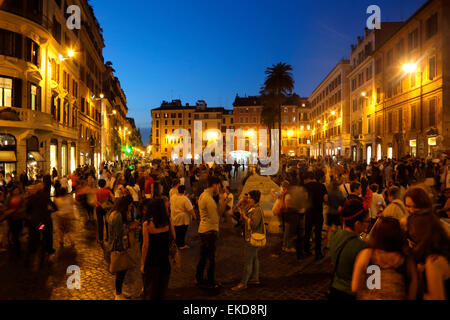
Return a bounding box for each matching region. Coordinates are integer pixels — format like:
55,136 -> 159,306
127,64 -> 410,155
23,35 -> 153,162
0,106 -> 77,138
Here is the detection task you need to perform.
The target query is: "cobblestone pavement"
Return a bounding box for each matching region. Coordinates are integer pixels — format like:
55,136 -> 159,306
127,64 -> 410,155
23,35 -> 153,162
0,171 -> 332,300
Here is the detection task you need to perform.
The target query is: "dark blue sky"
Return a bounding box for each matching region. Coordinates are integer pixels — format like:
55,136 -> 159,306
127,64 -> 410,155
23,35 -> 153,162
92,0 -> 427,144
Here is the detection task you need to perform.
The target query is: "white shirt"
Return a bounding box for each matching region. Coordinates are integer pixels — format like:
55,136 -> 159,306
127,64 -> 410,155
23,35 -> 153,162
170,194 -> 194,226
126,185 -> 140,202
370,192 -> 386,219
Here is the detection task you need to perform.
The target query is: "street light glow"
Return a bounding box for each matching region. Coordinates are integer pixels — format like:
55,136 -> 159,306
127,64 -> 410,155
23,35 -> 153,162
331,111 -> 336,116
67,49 -> 74,57
112,110 -> 117,115
99,93 -> 104,99
361,91 -> 367,97
402,63 -> 417,73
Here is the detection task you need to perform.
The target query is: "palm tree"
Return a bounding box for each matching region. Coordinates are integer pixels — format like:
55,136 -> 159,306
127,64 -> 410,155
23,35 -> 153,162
261,62 -> 294,165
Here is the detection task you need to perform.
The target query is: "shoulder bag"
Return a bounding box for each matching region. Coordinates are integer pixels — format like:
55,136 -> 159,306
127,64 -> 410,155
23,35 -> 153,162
248,209 -> 267,247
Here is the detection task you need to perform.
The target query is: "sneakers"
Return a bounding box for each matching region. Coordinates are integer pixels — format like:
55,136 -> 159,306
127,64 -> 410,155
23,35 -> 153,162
114,293 -> 127,300
231,283 -> 247,291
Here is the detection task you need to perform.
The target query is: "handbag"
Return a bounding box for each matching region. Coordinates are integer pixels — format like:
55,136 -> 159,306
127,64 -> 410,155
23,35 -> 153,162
248,210 -> 267,247
109,249 -> 136,273
169,240 -> 181,270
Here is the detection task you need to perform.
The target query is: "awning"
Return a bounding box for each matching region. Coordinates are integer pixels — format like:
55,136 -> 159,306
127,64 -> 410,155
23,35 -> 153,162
0,151 -> 16,162
28,151 -> 45,162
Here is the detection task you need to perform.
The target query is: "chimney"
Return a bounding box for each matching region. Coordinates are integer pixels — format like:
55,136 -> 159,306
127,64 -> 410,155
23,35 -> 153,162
357,36 -> 362,44
364,27 -> 369,37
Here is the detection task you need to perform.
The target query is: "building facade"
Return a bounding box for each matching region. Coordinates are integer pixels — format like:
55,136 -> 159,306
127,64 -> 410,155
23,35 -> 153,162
0,0 -> 133,178
309,60 -> 351,159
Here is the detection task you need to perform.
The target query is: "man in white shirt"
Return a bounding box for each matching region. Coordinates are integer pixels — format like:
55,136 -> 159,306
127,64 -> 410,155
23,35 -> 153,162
170,185 -> 196,249
369,184 -> 385,228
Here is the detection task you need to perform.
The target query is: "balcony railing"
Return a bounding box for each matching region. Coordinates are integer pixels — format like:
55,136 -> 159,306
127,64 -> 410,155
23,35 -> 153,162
0,106 -> 77,137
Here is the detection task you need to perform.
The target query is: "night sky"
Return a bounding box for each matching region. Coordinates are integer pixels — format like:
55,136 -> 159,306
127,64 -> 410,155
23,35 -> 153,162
91,0 -> 427,145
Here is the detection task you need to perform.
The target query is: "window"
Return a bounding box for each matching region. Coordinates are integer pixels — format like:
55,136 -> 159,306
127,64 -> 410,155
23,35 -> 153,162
366,65 -> 372,81
170,113 -> 176,118
429,98 -> 436,126
0,77 -> 13,107
398,109 -> 403,131
351,78 -> 356,91
395,39 -> 404,61
387,82 -> 393,98
52,16 -> 62,44
375,58 -> 382,74
0,29 -> 22,59
411,72 -> 416,88
408,28 -> 419,51
429,56 -> 436,80
178,113 -> 182,118
29,83 -> 40,111
171,120 -> 175,125
164,120 -> 168,125
411,104 -> 416,130
26,38 -> 40,66
388,112 -> 393,133
367,116 -> 372,134
188,120 -> 191,125
376,87 -> 381,103
386,49 -> 393,67
156,120 -> 159,127
353,99 -> 357,112
426,13 -> 438,39
194,114 -> 199,119
179,120 -> 182,125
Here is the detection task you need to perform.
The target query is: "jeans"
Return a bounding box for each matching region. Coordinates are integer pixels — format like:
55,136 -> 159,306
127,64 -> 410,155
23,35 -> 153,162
96,207 -> 109,241
241,243 -> 259,286
305,211 -> 323,256
143,264 -> 171,300
115,270 -> 127,295
284,210 -> 305,256
174,225 -> 188,248
196,230 -> 218,285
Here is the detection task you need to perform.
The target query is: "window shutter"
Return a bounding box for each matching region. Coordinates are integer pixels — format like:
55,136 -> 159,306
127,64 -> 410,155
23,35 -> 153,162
37,86 -> 41,111
27,81 -> 31,109
13,78 -> 22,107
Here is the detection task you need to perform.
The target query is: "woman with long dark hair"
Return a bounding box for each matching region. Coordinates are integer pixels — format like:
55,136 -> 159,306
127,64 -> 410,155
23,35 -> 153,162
352,217 -> 418,299
407,212 -> 450,300
140,198 -> 175,300
107,196 -> 134,300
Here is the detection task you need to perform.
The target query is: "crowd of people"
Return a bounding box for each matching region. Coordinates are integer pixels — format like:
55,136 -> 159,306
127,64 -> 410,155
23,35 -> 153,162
0,154 -> 449,300
273,155 -> 450,300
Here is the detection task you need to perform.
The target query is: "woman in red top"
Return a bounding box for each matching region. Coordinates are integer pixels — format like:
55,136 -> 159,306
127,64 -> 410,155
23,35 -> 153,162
95,179 -> 115,243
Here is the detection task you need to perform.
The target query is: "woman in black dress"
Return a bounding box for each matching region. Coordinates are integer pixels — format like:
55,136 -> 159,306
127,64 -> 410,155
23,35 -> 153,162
140,198 -> 175,300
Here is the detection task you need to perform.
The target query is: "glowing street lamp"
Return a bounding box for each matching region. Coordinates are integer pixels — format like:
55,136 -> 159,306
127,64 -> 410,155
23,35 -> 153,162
67,49 -> 75,57
402,63 -> 417,73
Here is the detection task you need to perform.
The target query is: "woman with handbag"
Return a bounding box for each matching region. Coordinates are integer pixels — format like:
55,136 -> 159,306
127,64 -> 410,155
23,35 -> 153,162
140,198 -> 175,300
107,196 -> 135,300
231,190 -> 266,291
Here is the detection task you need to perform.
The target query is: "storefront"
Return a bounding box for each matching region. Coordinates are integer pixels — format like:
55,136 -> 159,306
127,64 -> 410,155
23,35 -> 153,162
26,136 -> 44,180
61,142 -> 68,176
409,139 -> 417,157
0,134 -> 16,176
70,143 -> 76,173
366,144 -> 372,164
50,139 -> 58,171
